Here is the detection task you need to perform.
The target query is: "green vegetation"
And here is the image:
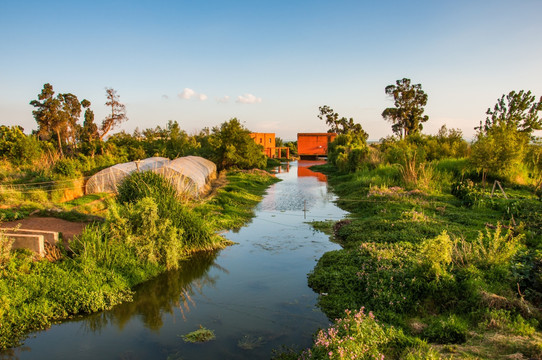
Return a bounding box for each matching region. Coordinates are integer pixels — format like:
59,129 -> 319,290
298,160 -> 542,359
181,325 -> 216,343
291,84 -> 542,359
195,170 -> 280,231
0,169 -> 278,349
298,165 -> 542,358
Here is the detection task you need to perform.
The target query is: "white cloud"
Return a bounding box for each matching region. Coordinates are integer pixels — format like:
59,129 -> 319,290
236,93 -> 262,104
178,88 -> 208,101
178,88 -> 196,99
216,95 -> 230,103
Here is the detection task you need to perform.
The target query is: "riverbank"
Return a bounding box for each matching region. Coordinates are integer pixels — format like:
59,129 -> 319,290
0,170 -> 279,350
300,163 -> 542,359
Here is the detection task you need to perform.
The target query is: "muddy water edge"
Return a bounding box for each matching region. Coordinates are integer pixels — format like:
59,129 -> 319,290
3,161 -> 348,360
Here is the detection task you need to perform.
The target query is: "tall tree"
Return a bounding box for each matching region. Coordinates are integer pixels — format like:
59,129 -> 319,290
100,87 -> 127,140
58,92 -> 82,147
479,90 -> 542,136
80,99 -> 98,141
318,105 -> 367,138
382,78 -> 429,138
30,83 -> 66,155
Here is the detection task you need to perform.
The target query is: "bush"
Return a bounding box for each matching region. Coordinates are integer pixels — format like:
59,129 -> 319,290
52,158 -> 81,178
0,126 -> 43,165
420,231 -> 453,279
300,308 -> 439,359
422,315 -> 468,344
116,171 -> 216,253
451,179 -> 488,207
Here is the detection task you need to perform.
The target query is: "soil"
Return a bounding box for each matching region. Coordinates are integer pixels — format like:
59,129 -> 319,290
0,217 -> 89,242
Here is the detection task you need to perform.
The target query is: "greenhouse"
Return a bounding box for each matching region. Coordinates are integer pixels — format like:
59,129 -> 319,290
85,156 -> 217,198
154,156 -> 217,198
85,157 -> 170,194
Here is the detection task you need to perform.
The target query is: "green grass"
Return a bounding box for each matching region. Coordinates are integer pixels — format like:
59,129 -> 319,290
195,170 -> 280,231
301,161 -> 542,359
0,169 -> 279,349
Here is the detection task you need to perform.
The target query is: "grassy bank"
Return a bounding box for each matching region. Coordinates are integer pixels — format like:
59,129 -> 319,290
298,162 -> 542,359
0,170 -> 279,349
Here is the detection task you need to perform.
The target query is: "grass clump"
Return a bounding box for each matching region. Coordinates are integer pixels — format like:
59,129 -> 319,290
181,325 -> 215,343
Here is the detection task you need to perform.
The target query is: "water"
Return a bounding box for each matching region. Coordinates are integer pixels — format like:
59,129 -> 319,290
3,161 -> 347,360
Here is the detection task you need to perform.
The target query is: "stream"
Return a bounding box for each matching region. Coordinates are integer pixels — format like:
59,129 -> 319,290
4,161 -> 348,360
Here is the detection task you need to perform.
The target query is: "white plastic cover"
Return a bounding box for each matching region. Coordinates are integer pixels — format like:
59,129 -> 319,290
85,156 -> 217,198
155,156 -> 217,198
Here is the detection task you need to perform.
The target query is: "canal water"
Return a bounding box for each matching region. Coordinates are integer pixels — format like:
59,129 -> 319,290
4,161 -> 348,360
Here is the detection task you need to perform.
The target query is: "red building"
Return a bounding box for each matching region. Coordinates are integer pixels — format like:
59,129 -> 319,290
250,133 -> 276,157
297,133 -> 337,158
250,133 -> 290,159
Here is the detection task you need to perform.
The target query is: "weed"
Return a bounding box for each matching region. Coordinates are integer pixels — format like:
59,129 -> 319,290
181,325 -> 215,343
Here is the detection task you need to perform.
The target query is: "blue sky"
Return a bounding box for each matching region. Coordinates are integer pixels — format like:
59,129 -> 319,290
1,0 -> 541,141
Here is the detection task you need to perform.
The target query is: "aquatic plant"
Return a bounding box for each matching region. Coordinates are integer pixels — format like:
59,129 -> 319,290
237,334 -> 265,350
181,325 -> 215,343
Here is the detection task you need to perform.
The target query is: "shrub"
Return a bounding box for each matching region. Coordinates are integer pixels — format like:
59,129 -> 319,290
300,308 -> 439,359
300,308 -> 389,359
481,309 -> 537,336
422,314 -> 468,344
116,171 -> 216,253
52,158 -> 81,178
451,179 -> 488,207
116,170 -> 178,205
420,231 -> 453,279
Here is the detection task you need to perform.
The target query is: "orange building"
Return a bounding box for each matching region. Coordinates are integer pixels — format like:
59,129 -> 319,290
297,133 -> 337,158
250,133 -> 276,157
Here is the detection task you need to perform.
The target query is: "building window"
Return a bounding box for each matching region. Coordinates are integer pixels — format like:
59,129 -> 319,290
260,138 -> 262,143
269,138 -> 271,144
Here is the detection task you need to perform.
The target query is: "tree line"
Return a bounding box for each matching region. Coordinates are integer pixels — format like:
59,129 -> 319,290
318,78 -> 542,191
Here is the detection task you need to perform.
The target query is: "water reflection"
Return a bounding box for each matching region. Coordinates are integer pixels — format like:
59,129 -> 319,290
3,161 -> 347,360
297,161 -> 327,183
82,251 -> 221,334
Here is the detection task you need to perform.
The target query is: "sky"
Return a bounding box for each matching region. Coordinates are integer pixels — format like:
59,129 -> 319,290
1,0 -> 542,141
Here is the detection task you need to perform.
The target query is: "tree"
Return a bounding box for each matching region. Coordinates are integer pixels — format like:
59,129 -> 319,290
58,92 -> 82,148
382,78 -> 429,138
206,118 -> 266,170
0,126 -> 42,165
479,90 -> 542,136
80,99 -> 98,142
30,83 -> 63,152
100,87 -> 127,140
30,83 -> 83,156
318,105 -> 367,137
471,90 -> 541,183
317,106 -> 369,172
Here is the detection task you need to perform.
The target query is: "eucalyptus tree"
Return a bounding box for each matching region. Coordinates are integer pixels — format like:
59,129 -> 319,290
382,78 -> 429,138
100,87 -> 127,140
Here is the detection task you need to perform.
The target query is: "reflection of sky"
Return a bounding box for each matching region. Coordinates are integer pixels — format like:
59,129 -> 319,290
6,161 -> 349,360
260,161 -> 340,217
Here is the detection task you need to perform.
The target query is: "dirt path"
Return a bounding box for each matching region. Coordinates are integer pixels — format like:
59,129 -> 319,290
0,217 -> 89,242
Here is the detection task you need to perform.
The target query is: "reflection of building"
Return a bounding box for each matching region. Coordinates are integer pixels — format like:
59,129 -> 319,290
297,160 -> 327,182
297,133 -> 337,159
250,133 -> 290,159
